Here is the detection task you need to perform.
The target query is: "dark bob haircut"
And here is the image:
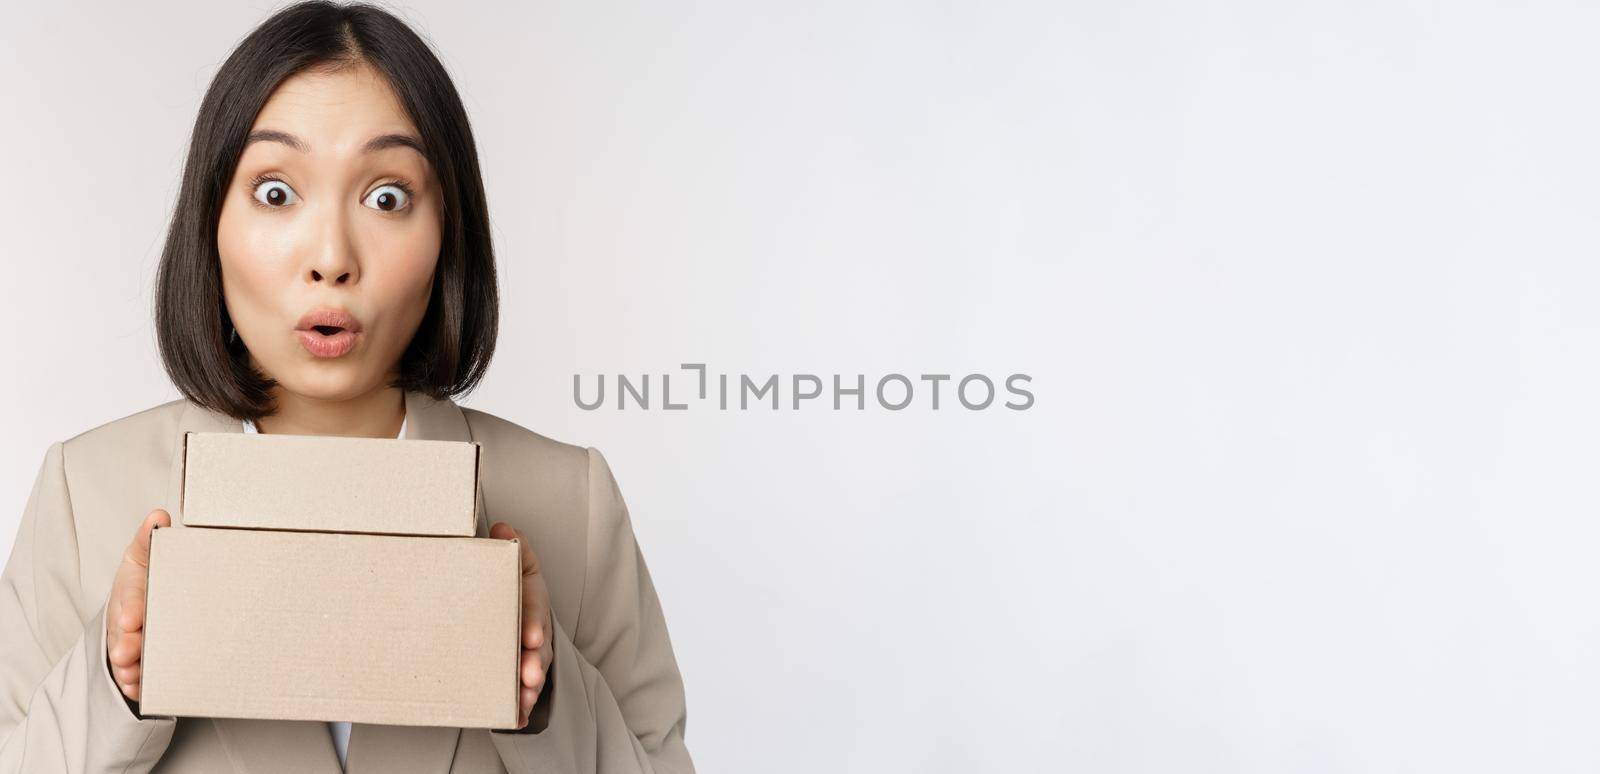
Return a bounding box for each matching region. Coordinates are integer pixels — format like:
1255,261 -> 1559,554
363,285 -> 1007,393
155,1 -> 497,421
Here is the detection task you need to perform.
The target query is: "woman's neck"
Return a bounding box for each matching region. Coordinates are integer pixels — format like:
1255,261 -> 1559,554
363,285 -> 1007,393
255,384 -> 406,438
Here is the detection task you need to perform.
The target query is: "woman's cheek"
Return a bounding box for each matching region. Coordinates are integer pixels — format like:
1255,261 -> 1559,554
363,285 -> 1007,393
219,212 -> 291,337
223,256 -> 279,311
370,220 -> 440,352
390,217 -> 441,310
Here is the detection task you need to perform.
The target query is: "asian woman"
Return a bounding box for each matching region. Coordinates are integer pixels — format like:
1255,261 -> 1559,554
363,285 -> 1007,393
0,3 -> 693,772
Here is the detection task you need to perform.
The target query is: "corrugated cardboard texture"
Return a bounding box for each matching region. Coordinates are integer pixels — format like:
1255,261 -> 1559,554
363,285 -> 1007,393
182,432 -> 480,537
141,527 -> 521,729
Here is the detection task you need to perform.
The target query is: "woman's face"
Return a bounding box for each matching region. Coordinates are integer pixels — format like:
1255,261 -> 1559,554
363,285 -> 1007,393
217,61 -> 441,403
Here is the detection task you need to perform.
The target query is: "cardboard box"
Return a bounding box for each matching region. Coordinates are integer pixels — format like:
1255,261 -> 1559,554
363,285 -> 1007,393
139,526 -> 521,729
181,432 -> 480,537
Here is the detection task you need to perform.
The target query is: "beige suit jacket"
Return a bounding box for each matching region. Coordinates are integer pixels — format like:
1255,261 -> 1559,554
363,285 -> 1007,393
0,391 -> 694,773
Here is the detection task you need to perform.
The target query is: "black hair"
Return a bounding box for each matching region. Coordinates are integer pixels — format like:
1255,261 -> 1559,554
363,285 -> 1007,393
155,0 -> 497,420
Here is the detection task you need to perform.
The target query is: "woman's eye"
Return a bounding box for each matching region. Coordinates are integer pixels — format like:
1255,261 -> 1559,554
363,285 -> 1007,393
363,184 -> 411,212
251,179 -> 299,208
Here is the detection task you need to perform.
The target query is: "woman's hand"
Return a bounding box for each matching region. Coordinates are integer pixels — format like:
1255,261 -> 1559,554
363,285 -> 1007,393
490,521 -> 554,729
105,508 -> 171,702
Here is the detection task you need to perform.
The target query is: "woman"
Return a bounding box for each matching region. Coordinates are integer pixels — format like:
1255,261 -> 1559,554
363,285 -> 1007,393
0,3 -> 693,773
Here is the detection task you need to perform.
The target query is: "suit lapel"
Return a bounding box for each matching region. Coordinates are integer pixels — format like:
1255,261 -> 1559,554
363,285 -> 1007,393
163,393 -> 478,774
209,718 -> 347,774
345,724 -> 465,774
164,399 -> 239,528
401,389 -> 475,444
403,390 -> 491,538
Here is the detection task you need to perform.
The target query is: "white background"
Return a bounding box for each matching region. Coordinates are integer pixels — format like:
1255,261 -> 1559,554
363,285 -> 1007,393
3,1 -> 1598,771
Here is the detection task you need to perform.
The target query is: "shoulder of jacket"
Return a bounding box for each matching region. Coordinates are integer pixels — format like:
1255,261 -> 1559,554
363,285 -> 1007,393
58,398 -> 189,464
459,406 -> 593,476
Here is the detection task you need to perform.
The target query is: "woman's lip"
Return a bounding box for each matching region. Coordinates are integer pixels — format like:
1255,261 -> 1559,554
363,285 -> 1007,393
295,308 -> 363,333
297,328 -> 361,358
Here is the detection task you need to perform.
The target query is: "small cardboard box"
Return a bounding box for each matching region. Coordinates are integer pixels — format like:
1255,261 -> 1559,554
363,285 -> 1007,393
140,526 -> 521,728
181,432 -> 481,537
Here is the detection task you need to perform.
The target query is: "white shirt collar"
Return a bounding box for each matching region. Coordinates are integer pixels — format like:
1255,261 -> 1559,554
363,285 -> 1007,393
241,415 -> 408,438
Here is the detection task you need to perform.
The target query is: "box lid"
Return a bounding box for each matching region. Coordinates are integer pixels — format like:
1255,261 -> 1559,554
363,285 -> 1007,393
181,431 -> 481,537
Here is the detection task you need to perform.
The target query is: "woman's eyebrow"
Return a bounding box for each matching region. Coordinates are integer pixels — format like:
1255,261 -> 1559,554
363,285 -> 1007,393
362,133 -> 426,155
240,130 -> 424,156
244,129 -> 307,152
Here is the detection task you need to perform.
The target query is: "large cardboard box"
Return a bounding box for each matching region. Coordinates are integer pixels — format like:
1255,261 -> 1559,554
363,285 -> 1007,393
181,432 -> 481,537
140,526 -> 521,729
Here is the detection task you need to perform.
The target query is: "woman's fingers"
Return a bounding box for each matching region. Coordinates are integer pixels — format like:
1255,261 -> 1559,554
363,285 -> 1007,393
490,522 -> 551,652
112,660 -> 141,687
491,519 -> 553,723
105,508 -> 169,702
520,686 -> 537,724
117,581 -> 147,633
529,592 -> 552,671
489,521 -> 541,578
526,575 -> 553,669
521,564 -> 548,652
520,648 -> 546,690
111,509 -> 168,633
524,603 -> 545,651
123,509 -> 170,568
108,629 -> 143,667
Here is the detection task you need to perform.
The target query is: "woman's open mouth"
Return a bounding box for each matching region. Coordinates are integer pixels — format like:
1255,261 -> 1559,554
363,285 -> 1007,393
295,308 -> 364,359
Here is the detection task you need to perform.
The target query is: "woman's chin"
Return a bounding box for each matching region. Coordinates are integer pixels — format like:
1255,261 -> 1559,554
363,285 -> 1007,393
271,363 -> 387,404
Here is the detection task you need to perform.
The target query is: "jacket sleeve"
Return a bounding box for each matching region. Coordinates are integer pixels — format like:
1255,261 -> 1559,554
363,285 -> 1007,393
0,443 -> 175,773
491,446 -> 694,774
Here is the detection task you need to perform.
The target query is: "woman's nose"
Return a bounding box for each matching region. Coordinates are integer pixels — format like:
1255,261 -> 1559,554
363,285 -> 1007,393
304,207 -> 360,286
309,265 -> 353,284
